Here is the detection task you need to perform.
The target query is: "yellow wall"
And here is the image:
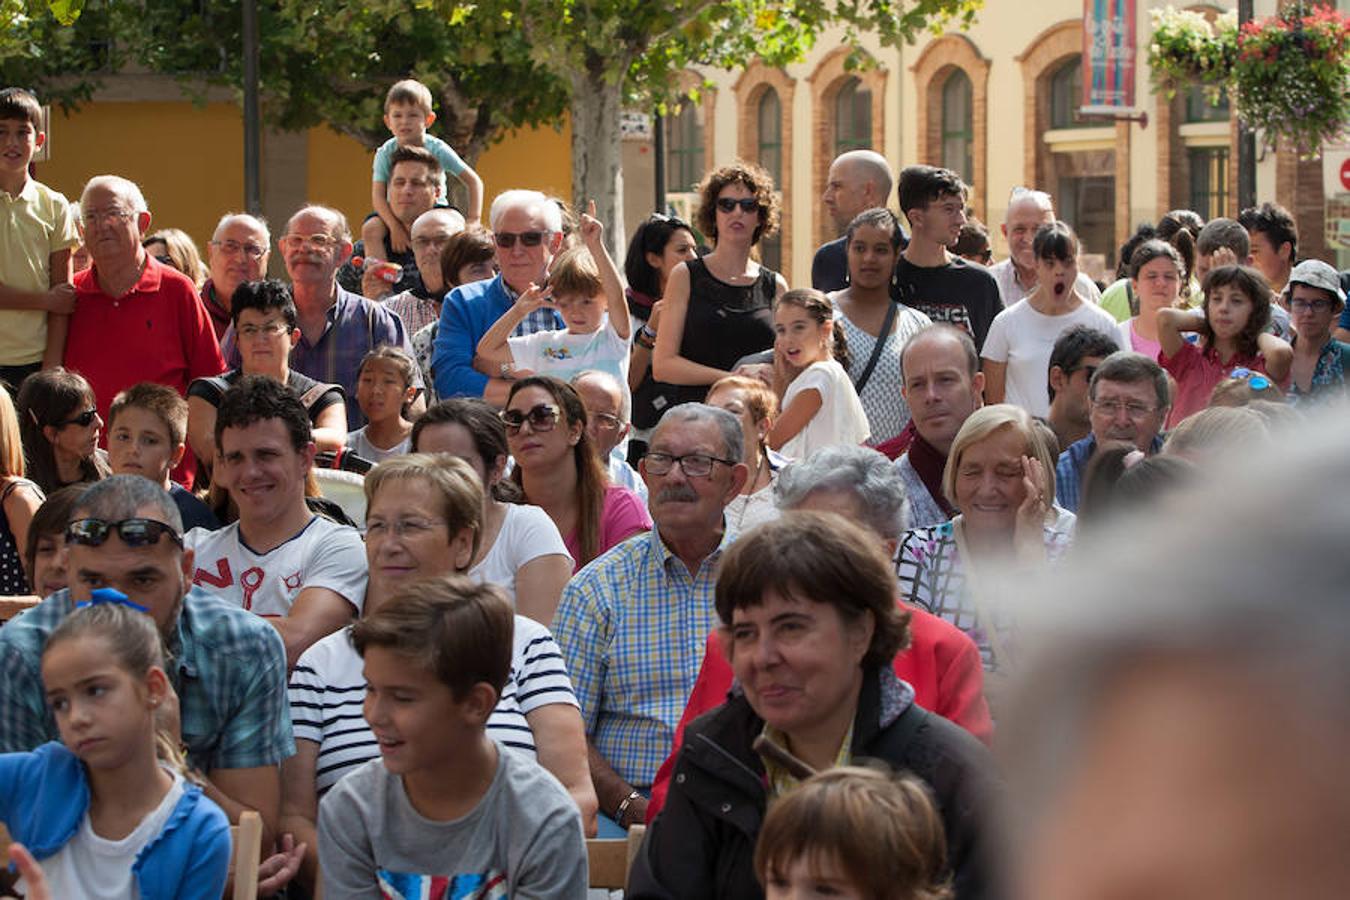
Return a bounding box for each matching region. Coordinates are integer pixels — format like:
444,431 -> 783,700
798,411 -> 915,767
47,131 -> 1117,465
36,97 -> 575,254
38,101 -> 245,252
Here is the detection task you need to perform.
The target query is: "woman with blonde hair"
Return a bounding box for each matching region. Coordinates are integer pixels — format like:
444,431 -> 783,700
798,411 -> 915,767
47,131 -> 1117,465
0,385 -> 42,594
143,228 -> 207,289
895,404 -> 1072,672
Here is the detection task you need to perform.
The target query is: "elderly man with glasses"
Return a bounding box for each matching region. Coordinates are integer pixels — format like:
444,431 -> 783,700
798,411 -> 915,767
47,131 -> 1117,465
67,175 -> 226,489
553,402 -> 748,837
201,212 -> 271,342
1054,350 -> 1171,512
0,475 -> 295,863
432,188 -> 566,404
220,204 -> 418,431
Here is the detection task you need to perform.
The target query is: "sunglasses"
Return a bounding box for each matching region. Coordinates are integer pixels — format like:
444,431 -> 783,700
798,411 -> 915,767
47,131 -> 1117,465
500,403 -> 561,434
56,408 -> 98,429
494,230 -> 551,249
716,198 -> 761,214
66,517 -> 183,549
1228,367 -> 1272,391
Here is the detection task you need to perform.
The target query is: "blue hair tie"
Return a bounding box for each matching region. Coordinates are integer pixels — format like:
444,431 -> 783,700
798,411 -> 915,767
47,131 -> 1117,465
76,587 -> 149,614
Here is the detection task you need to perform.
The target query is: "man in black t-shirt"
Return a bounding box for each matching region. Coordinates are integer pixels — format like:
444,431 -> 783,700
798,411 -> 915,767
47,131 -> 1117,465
893,165 -> 1003,351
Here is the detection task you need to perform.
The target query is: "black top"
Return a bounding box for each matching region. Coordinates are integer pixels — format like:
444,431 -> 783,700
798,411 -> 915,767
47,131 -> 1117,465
0,479 -> 36,596
893,254 -> 1004,352
171,484 -> 221,533
187,369 -> 345,424
673,258 -> 776,403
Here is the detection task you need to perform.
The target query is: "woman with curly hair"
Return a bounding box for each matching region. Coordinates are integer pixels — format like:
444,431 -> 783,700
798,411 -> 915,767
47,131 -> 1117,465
651,162 -> 788,408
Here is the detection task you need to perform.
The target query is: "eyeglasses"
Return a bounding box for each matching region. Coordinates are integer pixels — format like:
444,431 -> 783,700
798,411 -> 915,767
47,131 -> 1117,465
643,451 -> 736,478
500,403 -> 560,434
1228,367 -> 1272,391
210,239 -> 267,260
238,321 -> 291,340
1091,398 -> 1157,419
589,412 -> 625,433
494,231 -> 551,249
56,408 -> 99,428
715,198 -> 761,214
279,233 -> 340,252
411,235 -> 451,252
365,517 -> 446,540
1289,297 -> 1334,313
81,208 -> 135,229
66,517 -> 183,549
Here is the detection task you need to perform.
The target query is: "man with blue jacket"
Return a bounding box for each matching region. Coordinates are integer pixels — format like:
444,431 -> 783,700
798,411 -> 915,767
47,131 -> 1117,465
432,189 -> 565,404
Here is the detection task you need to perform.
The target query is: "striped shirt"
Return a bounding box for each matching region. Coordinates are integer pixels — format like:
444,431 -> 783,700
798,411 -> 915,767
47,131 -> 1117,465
0,588 -> 294,771
553,526 -> 734,789
289,616 -> 578,795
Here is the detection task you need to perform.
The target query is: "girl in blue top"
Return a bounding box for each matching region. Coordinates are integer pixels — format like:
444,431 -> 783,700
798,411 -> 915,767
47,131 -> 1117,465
0,595 -> 231,900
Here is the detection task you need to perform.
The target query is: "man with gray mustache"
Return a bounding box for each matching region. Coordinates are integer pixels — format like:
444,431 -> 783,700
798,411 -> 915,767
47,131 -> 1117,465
552,403 -> 748,836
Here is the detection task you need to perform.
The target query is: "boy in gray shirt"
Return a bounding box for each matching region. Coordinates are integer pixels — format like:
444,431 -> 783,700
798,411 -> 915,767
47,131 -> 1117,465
318,576 -> 587,897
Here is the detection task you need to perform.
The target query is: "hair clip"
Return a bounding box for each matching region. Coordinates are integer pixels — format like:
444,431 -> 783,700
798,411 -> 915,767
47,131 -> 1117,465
76,587 -> 150,614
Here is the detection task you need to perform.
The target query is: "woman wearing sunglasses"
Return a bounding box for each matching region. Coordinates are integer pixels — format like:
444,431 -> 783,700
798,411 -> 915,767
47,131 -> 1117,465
503,376 -> 650,573
16,367 -> 110,496
651,163 -> 788,407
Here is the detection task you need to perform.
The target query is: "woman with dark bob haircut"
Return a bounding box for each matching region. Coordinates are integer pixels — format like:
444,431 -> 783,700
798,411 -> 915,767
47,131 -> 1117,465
651,162 -> 788,409
628,511 -> 1000,900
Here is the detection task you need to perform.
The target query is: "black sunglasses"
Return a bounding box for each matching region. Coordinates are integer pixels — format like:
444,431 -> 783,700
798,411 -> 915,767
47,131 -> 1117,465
500,403 -> 560,434
66,517 -> 183,549
56,408 -> 98,428
494,230 -> 551,249
716,197 -> 761,214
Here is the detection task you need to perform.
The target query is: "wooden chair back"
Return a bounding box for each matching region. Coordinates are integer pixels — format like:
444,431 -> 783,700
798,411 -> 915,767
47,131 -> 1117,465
230,811 -> 262,900
586,823 -> 646,890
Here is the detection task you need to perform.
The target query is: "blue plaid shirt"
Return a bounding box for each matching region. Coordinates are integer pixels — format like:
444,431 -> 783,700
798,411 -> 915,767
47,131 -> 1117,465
223,285 -> 418,430
0,588 -> 294,772
1054,433 -> 1165,512
553,525 -> 734,789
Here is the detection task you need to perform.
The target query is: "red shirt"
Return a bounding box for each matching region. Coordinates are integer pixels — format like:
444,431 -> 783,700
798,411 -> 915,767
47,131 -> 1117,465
1159,341 -> 1280,428
69,256 -> 226,486
645,602 -> 993,821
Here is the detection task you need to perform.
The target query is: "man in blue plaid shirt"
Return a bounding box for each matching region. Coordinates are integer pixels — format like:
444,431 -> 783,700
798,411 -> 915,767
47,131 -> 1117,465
0,476 -> 294,849
554,404 -> 748,835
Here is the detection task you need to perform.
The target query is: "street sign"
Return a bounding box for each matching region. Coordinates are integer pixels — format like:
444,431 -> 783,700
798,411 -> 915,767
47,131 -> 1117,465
1321,142 -> 1350,196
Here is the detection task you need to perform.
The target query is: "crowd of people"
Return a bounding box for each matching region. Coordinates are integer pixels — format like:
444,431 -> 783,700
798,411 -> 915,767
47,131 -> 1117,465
0,71 -> 1347,900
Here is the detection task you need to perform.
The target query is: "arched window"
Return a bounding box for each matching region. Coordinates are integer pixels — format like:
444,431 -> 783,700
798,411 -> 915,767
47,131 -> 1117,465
941,70 -> 974,183
757,88 -> 783,272
666,98 -> 704,193
834,77 -> 872,153
1049,57 -> 1087,129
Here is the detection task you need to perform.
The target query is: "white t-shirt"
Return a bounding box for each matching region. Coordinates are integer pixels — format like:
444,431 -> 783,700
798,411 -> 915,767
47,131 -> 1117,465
345,426 -> 412,463
290,617 -> 579,794
607,447 -> 648,501
779,359 -> 871,460
507,317 -> 631,398
468,503 -> 572,606
36,770 -> 185,900
981,298 -> 1121,417
185,516 -> 368,617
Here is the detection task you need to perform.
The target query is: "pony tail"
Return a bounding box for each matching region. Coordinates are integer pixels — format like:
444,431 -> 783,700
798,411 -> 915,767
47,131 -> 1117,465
155,729 -> 205,786
831,320 -> 853,372
1170,228 -> 1197,297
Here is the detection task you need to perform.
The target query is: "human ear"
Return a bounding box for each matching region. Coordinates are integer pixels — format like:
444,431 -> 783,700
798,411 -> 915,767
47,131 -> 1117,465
449,525 -> 475,571
170,441 -> 187,469
144,665 -> 170,707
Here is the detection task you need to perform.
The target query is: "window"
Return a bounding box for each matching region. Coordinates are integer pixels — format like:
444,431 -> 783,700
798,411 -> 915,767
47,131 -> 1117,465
1049,57 -> 1088,130
666,98 -> 704,194
1189,147 -> 1230,221
1184,85 -> 1231,123
1058,174 -> 1116,266
834,77 -> 872,153
941,70 -> 974,183
757,88 -> 783,272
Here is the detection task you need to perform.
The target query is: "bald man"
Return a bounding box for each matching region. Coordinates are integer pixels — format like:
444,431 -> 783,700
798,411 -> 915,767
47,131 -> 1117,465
988,188 -> 1101,306
811,150 -> 903,292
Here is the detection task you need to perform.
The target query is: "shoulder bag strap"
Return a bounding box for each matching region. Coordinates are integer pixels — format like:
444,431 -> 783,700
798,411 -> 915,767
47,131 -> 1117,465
853,301 -> 900,394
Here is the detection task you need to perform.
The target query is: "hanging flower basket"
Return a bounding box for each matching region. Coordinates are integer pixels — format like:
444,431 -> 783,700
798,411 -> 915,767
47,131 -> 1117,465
1147,6 -> 1237,98
1232,3 -> 1350,156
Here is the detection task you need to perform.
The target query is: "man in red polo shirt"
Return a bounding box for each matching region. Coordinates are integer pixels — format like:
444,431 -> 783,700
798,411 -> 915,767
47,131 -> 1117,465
66,175 -> 225,487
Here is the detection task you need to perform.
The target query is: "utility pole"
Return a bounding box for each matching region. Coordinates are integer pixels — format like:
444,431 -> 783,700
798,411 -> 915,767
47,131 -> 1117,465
1237,0 -> 1256,211
653,110 -> 666,215
242,0 -> 262,215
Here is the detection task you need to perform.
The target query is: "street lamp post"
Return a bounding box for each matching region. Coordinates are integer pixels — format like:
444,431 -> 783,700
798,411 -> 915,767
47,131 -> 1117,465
1237,0 -> 1256,211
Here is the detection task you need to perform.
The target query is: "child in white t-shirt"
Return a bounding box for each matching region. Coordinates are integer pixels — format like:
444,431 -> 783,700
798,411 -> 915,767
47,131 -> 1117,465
347,346 -> 416,462
475,201 -> 631,391
767,288 -> 870,459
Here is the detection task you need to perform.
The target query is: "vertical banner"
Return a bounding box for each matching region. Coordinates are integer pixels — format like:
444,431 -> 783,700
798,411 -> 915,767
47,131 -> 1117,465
1082,0 -> 1137,114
